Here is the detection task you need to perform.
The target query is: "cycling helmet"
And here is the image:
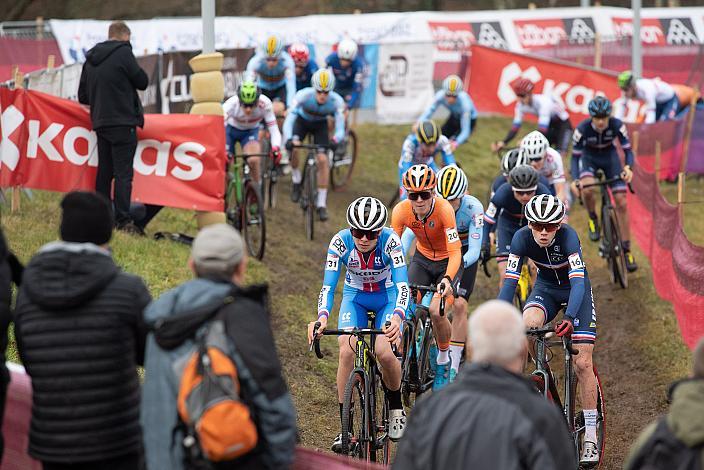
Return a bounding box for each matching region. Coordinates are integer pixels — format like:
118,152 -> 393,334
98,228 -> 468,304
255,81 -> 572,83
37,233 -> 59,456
347,196 -> 388,231
588,96 -> 613,118
436,165 -> 468,201
337,39 -> 358,61
509,165 -> 539,191
501,148 -> 529,176
511,78 -> 534,97
617,70 -> 634,90
521,131 -> 549,161
262,35 -> 284,58
311,68 -> 336,92
289,43 -> 310,65
442,74 -> 463,96
402,164 -> 437,193
238,79 -> 260,105
416,120 -> 441,145
525,194 -> 565,224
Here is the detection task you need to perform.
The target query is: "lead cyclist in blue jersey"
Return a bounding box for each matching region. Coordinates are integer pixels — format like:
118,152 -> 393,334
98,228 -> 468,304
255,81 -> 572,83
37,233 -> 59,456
246,34 -> 297,117
499,194 -> 600,467
307,197 -> 409,452
418,75 -> 478,151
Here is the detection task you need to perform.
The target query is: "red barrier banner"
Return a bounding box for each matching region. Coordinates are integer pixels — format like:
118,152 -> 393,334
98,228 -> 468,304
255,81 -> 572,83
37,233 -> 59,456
0,88 -> 226,211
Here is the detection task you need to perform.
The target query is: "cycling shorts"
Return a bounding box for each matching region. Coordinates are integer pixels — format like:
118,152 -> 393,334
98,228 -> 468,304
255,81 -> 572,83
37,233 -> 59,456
524,278 -> 597,344
496,219 -> 522,260
291,117 -> 329,150
456,260 -> 478,300
261,85 -> 287,107
441,115 -> 477,141
408,250 -> 463,298
578,148 -> 627,193
335,87 -> 356,108
655,95 -> 680,122
337,286 -> 402,330
546,118 -> 572,154
226,125 -> 259,153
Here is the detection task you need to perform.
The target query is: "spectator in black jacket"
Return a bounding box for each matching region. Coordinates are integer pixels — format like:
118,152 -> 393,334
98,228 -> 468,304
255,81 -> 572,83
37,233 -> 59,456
78,21 -> 148,233
14,191 -> 151,470
393,300 -> 576,470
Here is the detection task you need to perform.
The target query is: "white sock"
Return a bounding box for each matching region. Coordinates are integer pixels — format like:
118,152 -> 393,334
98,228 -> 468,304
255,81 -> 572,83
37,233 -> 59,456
317,188 -> 327,208
583,409 -> 598,443
291,169 -> 302,184
449,343 -> 464,373
437,348 -> 450,365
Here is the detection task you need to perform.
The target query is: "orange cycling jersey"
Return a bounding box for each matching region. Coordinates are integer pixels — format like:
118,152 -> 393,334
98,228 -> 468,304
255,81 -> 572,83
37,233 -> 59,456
391,198 -> 462,279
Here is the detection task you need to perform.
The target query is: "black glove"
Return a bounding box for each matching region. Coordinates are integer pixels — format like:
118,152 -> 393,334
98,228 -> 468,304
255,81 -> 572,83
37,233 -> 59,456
285,139 -> 294,152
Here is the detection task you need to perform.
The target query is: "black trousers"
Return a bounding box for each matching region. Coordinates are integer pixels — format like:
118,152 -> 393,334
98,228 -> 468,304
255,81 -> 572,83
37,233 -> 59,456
42,451 -> 143,470
95,126 -> 138,226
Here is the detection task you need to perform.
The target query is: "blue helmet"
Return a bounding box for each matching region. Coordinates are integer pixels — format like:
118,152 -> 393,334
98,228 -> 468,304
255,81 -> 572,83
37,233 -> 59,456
588,96 -> 612,118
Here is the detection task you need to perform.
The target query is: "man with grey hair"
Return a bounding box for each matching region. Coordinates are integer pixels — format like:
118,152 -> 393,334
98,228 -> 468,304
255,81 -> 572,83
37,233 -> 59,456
393,300 -> 576,469
141,224 -> 296,469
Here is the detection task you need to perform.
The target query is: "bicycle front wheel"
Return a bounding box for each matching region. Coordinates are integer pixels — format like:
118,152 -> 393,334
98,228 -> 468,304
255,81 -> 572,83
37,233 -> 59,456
330,129 -> 357,191
371,371 -> 391,464
607,208 -> 628,289
242,181 -> 266,260
342,370 -> 370,460
303,162 -> 317,241
260,139 -> 272,210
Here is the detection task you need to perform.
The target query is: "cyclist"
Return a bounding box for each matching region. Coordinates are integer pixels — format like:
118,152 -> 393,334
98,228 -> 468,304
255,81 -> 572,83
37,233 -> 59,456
326,38 -> 364,111
615,71 -> 683,124
418,74 -> 478,151
391,164 -> 462,391
489,148 -> 549,199
498,194 -> 600,467
289,42 -> 318,92
223,79 -> 281,186
520,130 -> 568,206
283,68 -> 345,221
573,95 -> 637,272
398,120 -> 455,200
492,78 -> 572,156
482,165 -> 551,290
246,34 -> 297,117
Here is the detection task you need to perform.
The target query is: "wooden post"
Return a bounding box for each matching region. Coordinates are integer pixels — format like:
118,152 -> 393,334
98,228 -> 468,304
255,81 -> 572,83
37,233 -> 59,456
46,54 -> 55,69
594,32 -> 602,69
632,130 -> 639,155
677,172 -> 685,220
11,69 -> 24,213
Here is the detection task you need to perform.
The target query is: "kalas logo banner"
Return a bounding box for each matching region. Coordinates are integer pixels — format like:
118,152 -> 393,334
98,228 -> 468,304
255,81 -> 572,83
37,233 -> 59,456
0,88 -> 226,211
513,17 -> 596,49
612,17 -> 700,46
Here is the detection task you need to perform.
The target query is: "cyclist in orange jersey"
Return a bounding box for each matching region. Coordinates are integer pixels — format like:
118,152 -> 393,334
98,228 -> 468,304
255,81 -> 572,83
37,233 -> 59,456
391,164 -> 462,391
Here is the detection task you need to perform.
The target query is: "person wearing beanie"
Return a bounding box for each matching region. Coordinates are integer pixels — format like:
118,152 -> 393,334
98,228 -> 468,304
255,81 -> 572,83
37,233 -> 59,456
14,191 -> 151,470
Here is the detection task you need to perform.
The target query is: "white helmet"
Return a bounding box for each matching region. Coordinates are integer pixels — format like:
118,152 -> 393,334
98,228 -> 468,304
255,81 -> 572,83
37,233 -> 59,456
347,197 -> 388,231
501,148 -> 529,176
525,194 -> 565,224
337,39 -> 358,61
262,34 -> 284,58
435,165 -> 468,201
442,75 -> 463,96
521,131 -> 549,161
311,68 -> 336,92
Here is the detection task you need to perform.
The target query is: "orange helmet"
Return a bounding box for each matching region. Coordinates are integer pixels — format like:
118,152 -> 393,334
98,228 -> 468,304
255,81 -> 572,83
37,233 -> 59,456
402,164 -> 437,192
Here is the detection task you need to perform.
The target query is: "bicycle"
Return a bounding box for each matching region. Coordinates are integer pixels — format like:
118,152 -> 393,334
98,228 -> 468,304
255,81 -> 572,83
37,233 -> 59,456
526,325 -> 606,469
481,254 -> 533,310
225,153 -> 266,260
310,317 -> 392,464
329,127 -> 357,191
288,142 -> 333,241
578,170 -> 633,289
258,138 -> 279,210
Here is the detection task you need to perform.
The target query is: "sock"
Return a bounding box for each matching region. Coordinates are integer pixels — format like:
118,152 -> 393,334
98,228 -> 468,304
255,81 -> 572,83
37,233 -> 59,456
622,240 -> 631,252
291,169 -> 302,184
386,387 -> 402,410
588,211 -> 598,221
583,409 -> 598,444
437,347 -> 450,365
449,342 -> 464,373
317,188 -> 327,208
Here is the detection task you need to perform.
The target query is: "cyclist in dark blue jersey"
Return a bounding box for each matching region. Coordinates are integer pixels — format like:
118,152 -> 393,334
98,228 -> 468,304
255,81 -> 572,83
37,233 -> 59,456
498,194 -> 600,467
289,43 -> 318,91
326,39 -> 364,111
490,148 -> 552,199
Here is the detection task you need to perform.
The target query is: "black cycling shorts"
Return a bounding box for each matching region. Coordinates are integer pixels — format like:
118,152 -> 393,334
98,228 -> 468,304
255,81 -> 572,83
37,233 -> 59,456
291,117 -> 329,150
456,260 -> 478,301
261,86 -> 287,107
408,250 -> 463,298
546,117 -> 572,154
442,115 -> 477,141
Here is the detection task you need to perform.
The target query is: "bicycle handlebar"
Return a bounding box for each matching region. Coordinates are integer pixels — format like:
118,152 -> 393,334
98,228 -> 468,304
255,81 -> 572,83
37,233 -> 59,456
286,141 -> 337,152
526,326 -> 579,355
310,321 -> 392,359
577,176 -> 635,194
232,152 -> 271,159
408,284 -> 446,317
480,254 -> 505,278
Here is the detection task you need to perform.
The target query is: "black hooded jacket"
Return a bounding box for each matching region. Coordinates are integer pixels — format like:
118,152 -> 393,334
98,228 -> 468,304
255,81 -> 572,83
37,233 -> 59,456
78,40 -> 148,129
14,242 -> 151,463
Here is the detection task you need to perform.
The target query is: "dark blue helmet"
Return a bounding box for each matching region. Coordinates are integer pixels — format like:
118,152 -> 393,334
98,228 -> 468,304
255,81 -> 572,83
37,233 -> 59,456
588,96 -> 612,118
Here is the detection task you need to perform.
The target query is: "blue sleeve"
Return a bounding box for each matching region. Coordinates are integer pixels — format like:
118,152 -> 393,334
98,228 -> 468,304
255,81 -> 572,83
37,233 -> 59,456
282,106 -> 297,142
442,150 -> 456,166
245,54 -> 259,74
571,123 -> 585,177
614,119 -> 634,167
348,59 -> 364,108
324,53 -> 335,68
498,238 -> 525,302
333,94 -> 346,142
384,233 -> 411,319
419,91 -> 442,122
463,197 -> 484,267
482,191 -> 502,244
401,227 -> 416,254
318,233 -> 348,317
455,93 -> 473,145
564,230 -> 586,320
283,54 -> 297,108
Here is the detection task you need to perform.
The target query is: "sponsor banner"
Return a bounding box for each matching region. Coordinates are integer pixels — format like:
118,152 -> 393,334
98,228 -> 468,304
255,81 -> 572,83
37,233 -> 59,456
513,17 -> 597,50
612,16 -> 701,45
0,88 -> 226,211
0,37 -> 64,81
360,44 -> 379,109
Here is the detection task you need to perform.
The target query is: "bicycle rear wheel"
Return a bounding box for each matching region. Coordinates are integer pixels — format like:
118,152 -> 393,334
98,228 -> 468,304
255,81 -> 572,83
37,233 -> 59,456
259,139 -> 272,210
330,129 -> 357,191
342,370 -> 370,460
225,177 -> 241,231
303,162 -> 317,240
371,371 -> 391,464
242,181 -> 266,260
607,208 -> 628,289
575,366 -> 606,469
400,318 -> 417,408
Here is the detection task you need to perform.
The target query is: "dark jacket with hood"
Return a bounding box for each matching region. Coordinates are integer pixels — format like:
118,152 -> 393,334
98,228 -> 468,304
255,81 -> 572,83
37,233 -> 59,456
393,363 -> 577,470
78,40 -> 148,129
14,241 -> 151,463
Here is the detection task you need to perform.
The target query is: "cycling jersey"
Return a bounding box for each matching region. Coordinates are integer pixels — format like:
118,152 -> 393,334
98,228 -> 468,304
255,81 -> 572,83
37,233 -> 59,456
398,135 -> 455,198
245,52 -> 297,108
318,228 -> 410,326
295,61 -> 319,91
391,198 -> 462,280
614,78 -> 676,124
538,147 -> 566,186
282,87 -> 346,143
222,94 -> 281,148
419,90 -> 478,146
572,117 -> 633,190
325,53 -> 364,109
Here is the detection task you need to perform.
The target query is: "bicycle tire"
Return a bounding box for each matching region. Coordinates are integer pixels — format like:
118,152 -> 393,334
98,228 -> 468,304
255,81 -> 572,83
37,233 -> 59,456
416,314 -> 435,397
400,319 -> 417,408
330,129 -> 357,191
371,371 -> 391,464
242,181 -> 266,260
341,370 -> 370,460
225,176 -> 241,231
303,162 -> 316,240
575,366 -> 607,469
259,139 -> 272,210
608,208 -> 628,289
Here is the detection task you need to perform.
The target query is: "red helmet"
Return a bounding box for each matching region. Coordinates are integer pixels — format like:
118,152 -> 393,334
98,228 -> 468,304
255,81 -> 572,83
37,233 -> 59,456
289,43 -> 310,65
511,78 -> 534,97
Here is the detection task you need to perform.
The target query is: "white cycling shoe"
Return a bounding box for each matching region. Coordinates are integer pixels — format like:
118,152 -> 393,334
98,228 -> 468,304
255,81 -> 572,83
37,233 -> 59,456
580,441 -> 600,467
388,409 -> 406,441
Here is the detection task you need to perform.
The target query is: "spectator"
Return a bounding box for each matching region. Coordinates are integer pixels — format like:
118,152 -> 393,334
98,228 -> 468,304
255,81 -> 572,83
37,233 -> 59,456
14,191 -> 151,470
393,300 -> 576,470
624,337 -> 704,469
78,20 -> 148,233
142,224 -> 296,470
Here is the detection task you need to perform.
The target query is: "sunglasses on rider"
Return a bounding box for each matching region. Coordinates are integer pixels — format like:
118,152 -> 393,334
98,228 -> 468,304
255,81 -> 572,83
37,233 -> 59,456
351,228 -> 381,240
529,222 -> 561,233
407,191 -> 433,201
316,90 -> 330,95
265,57 -> 278,62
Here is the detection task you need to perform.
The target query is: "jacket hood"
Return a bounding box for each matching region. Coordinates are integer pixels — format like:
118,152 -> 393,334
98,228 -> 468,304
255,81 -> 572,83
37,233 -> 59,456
667,378 -> 704,446
22,242 -> 119,310
145,278 -> 234,325
86,40 -> 130,66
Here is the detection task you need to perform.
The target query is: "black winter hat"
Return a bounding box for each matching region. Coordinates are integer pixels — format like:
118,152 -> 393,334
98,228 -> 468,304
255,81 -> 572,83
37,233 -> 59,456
60,191 -> 114,245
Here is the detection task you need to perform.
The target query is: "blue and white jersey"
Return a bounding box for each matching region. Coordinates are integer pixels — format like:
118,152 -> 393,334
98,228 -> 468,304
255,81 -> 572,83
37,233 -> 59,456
295,61 -> 319,91
282,87 -> 346,142
571,117 -> 634,177
245,51 -> 297,107
419,90 -> 478,145
398,134 -> 455,175
325,53 -> 364,108
318,228 -> 410,319
498,225 -> 589,320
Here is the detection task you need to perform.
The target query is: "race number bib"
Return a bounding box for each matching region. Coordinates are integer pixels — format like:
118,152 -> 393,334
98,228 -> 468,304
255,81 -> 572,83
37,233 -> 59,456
326,254 -> 340,271
568,253 -> 584,270
474,213 -> 484,228
507,254 -> 520,272
485,203 -> 497,218
446,227 -> 460,243
391,250 -> 406,268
